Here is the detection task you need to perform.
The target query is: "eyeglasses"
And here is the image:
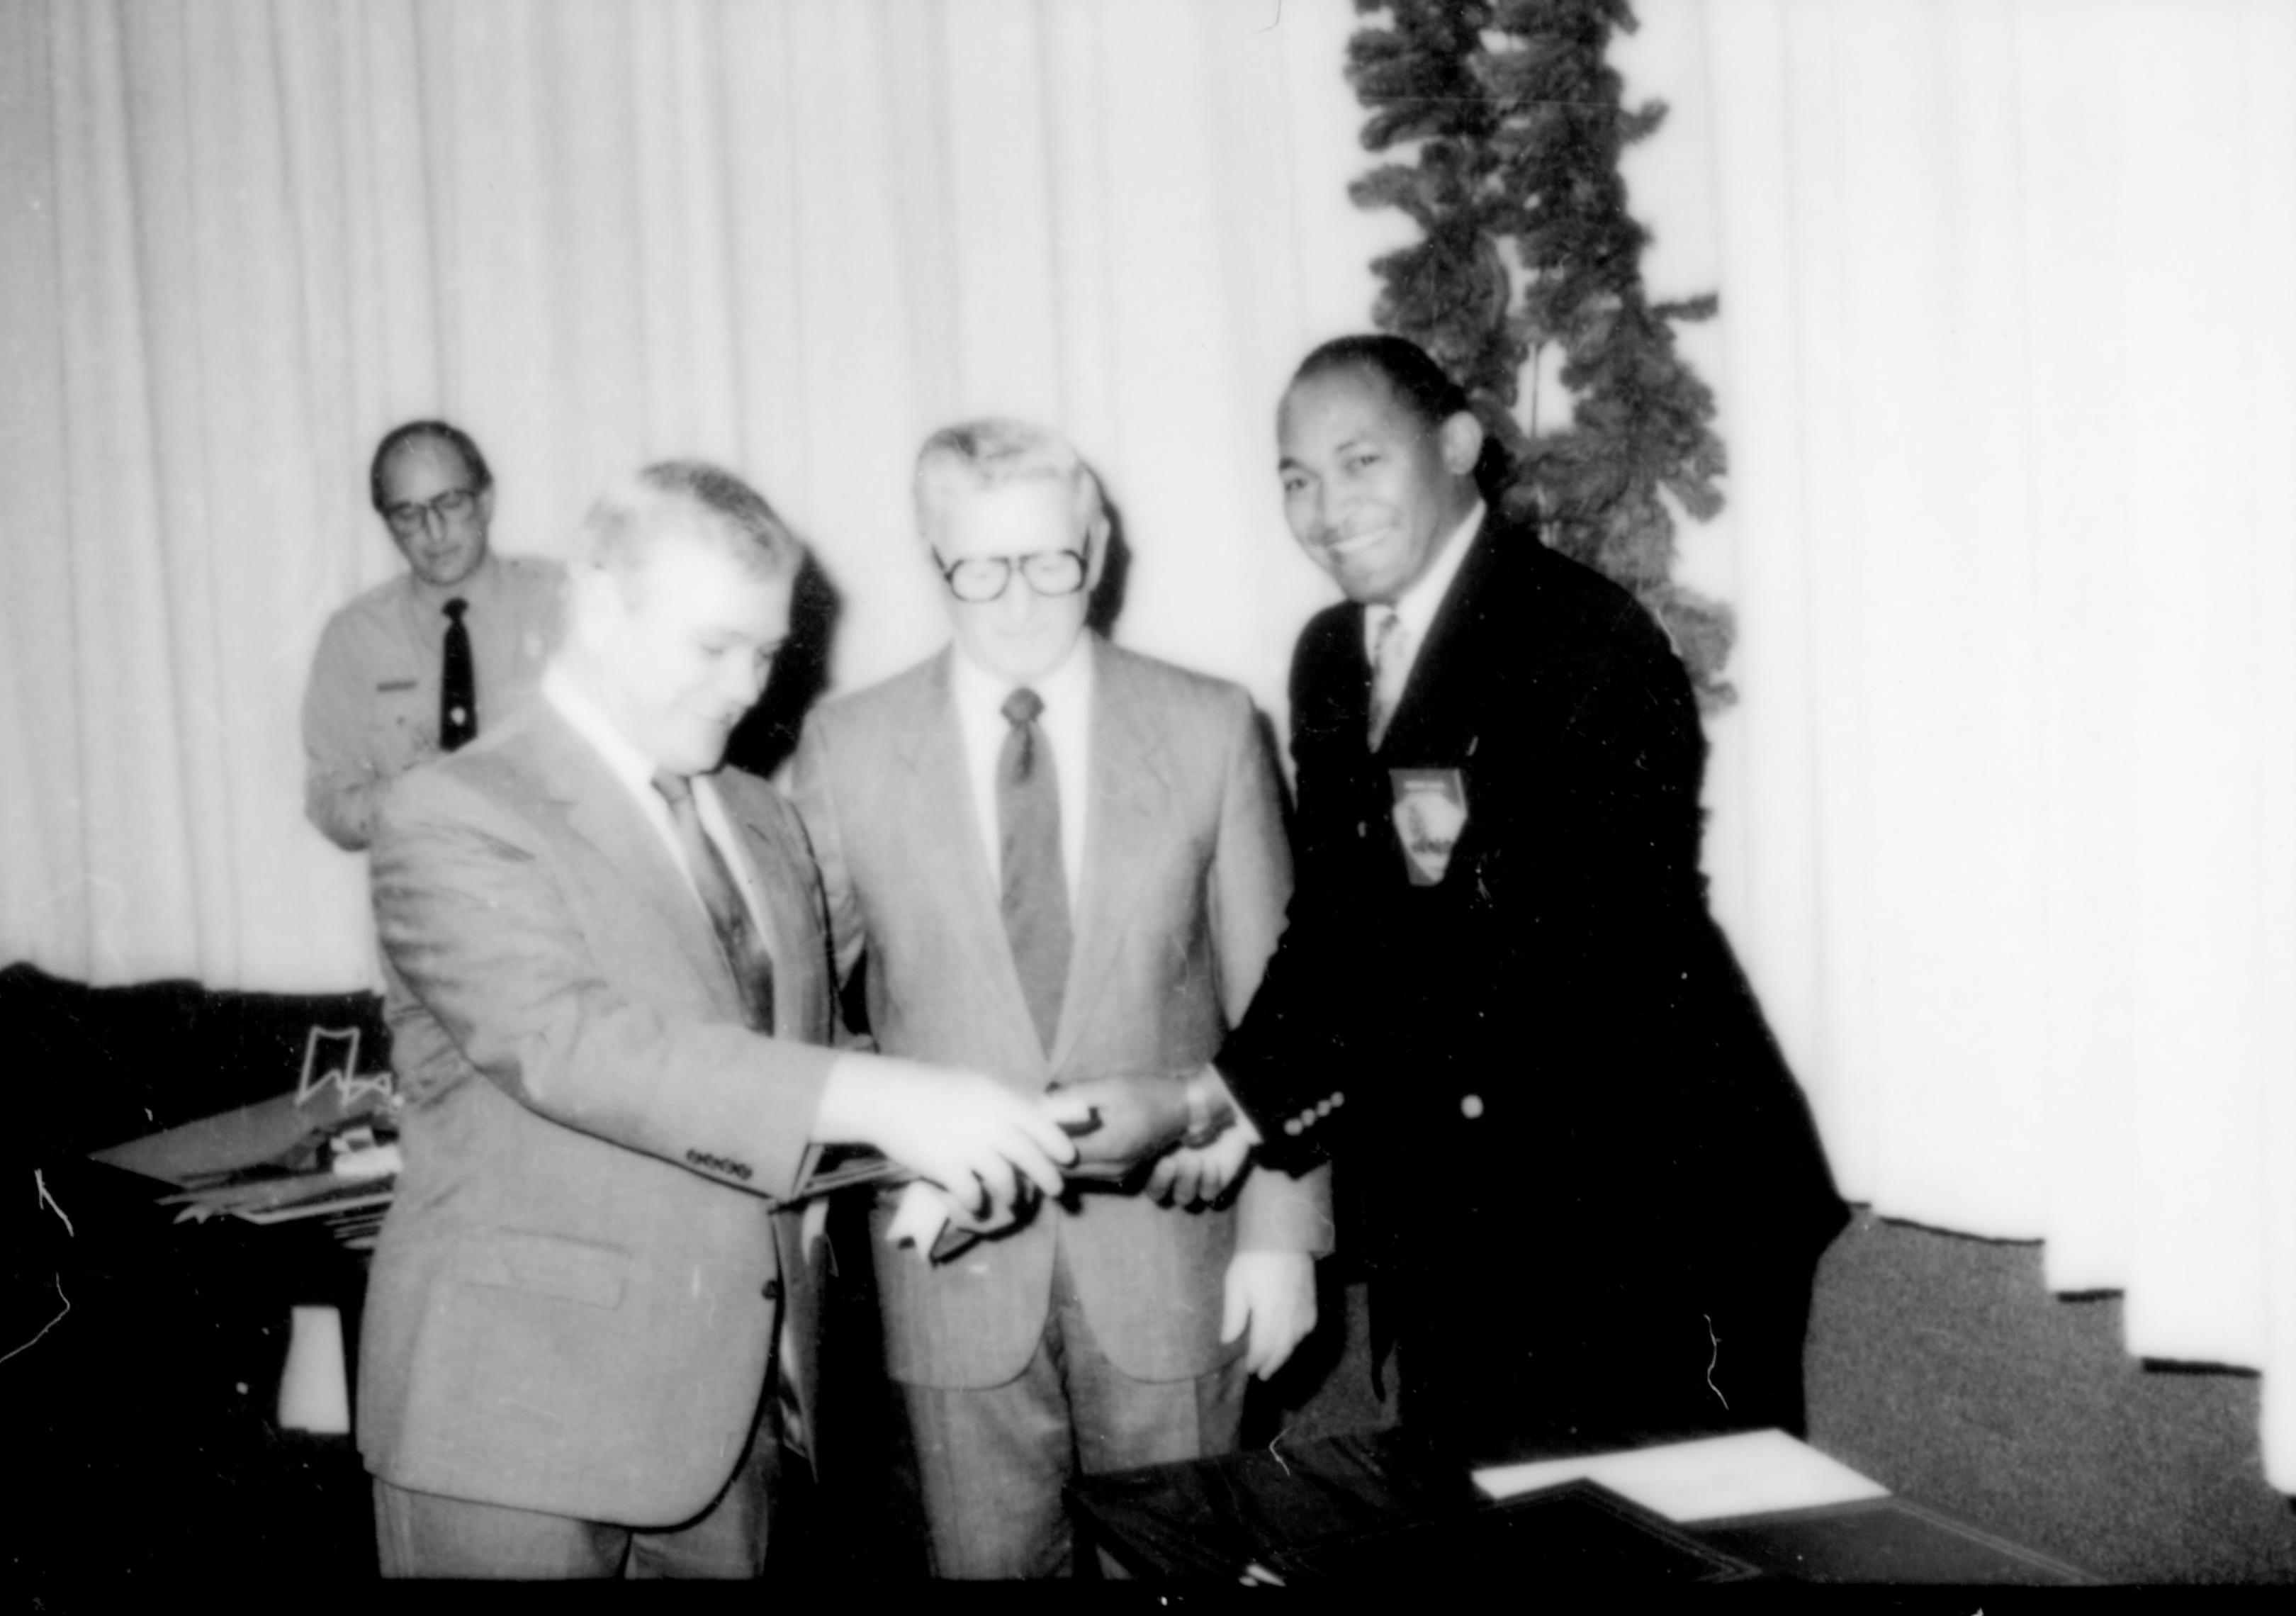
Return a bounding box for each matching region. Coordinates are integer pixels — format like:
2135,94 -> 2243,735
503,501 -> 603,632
384,488 -> 481,537
933,549 -> 1088,604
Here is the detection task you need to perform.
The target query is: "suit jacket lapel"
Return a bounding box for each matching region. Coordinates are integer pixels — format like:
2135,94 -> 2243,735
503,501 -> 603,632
1332,602 -> 1375,750
1054,641 -> 1169,1069
1378,512 -> 1503,760
522,702 -> 741,1019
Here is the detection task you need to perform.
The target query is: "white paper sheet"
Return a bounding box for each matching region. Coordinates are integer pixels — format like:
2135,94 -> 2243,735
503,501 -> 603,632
1473,1428 -> 1891,1523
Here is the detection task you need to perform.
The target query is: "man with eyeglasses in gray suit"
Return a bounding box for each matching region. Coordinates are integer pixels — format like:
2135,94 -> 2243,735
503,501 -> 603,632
789,419 -> 1329,1578
302,420 -> 562,851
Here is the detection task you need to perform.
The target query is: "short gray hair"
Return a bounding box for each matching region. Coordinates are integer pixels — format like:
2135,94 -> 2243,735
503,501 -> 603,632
913,419 -> 1107,551
569,461 -> 802,593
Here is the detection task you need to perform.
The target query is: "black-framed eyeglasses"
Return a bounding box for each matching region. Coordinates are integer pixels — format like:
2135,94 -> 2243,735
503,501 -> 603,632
934,549 -> 1088,604
385,488 -> 481,537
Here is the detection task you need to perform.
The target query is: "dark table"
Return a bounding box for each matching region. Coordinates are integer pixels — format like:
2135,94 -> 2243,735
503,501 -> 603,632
1069,1427 -> 2100,1586
9,1146 -> 378,1592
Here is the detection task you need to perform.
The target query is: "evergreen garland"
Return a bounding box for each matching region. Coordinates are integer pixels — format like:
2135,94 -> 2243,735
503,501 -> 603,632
1346,0 -> 1735,705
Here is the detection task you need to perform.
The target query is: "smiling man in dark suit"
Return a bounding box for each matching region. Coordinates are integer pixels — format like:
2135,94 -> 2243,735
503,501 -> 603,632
1192,335 -> 1845,1464
358,461 -> 1077,1578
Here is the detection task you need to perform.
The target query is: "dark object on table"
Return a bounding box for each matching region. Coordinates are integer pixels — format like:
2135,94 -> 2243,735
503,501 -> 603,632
1696,1495 -> 2103,1585
6,960 -> 390,1165
1071,1427 -> 1481,1578
1264,1478 -> 1757,1585
9,963 -> 389,1591
1069,1425 -> 2098,1586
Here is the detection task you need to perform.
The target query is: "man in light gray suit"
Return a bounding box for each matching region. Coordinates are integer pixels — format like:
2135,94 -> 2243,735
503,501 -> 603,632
789,420 -> 1329,1578
359,461 -> 1078,1578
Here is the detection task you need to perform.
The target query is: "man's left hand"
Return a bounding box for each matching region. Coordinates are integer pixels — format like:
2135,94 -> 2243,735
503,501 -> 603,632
1146,1118 -> 1254,1208
1040,1073 -> 1191,1170
1221,1251 -> 1317,1379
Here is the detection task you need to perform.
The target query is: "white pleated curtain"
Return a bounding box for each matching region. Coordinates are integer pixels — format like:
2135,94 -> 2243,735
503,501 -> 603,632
1689,0 -> 2296,1488
0,0 -> 1392,991
9,0 -> 2295,1490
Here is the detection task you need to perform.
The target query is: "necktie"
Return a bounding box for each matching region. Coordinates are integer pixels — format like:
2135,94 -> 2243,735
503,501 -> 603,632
1367,605 -> 1409,750
653,773 -> 776,1033
998,688 -> 1071,1055
439,598 -> 477,752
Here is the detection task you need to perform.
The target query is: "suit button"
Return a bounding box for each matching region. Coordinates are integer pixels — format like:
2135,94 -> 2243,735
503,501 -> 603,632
760,1279 -> 782,1303
1461,1094 -> 1485,1120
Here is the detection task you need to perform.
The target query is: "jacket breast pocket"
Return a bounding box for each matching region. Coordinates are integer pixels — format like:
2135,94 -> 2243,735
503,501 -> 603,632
454,1230 -> 630,1310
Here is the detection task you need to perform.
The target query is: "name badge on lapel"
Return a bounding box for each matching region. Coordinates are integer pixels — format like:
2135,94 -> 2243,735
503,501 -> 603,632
1390,768 -> 1468,887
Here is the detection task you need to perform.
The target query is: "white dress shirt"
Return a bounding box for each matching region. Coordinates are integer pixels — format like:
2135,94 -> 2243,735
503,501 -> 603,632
1363,499 -> 1487,693
540,666 -> 772,943
948,634 -> 1095,899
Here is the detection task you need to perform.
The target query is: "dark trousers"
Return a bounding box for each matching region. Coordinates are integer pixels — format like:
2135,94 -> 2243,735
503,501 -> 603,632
1392,1268 -> 1815,1466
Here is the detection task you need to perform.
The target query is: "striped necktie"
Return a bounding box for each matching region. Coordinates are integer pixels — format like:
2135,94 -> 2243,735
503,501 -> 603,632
653,772 -> 775,1033
1368,605 -> 1409,750
997,688 -> 1070,1055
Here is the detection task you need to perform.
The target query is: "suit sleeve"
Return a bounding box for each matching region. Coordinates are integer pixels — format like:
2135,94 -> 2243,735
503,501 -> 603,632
371,765 -> 837,1201
1205,688 -> 1335,1255
1552,600 -> 1848,1262
785,715 -> 869,997
1573,596 -> 1707,904
1524,592 -> 1711,1022
1207,688 -> 1291,1025
1212,617 -> 1366,1168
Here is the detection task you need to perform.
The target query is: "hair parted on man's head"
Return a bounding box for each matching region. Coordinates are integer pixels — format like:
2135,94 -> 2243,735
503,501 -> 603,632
913,417 -> 1108,551
569,460 -> 803,592
370,420 -> 493,512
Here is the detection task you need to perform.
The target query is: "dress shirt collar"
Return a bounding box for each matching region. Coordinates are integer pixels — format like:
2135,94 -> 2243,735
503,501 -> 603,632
948,627 -> 1095,729
948,631 -> 1096,897
541,663 -> 660,808
1368,499 -> 1485,653
540,664 -> 765,928
403,549 -> 504,615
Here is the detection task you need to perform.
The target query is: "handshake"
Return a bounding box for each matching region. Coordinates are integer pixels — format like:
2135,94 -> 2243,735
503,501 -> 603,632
814,1057 -> 1257,1246
1051,1068 -> 1244,1171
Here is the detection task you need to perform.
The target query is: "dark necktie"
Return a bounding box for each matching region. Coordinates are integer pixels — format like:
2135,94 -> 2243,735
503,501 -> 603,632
653,773 -> 776,1033
439,597 -> 477,751
998,688 -> 1071,1055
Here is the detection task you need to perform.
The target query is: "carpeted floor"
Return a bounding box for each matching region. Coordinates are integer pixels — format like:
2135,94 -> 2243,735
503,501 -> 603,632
1804,1207 -> 2296,1583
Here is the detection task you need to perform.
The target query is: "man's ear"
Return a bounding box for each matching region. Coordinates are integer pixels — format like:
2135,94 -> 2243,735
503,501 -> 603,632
1439,410 -> 1485,478
1083,512 -> 1112,590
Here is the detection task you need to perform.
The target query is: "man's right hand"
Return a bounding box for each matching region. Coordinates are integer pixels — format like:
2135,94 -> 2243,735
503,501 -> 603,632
814,1054 -> 1077,1227
1146,1116 -> 1256,1208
